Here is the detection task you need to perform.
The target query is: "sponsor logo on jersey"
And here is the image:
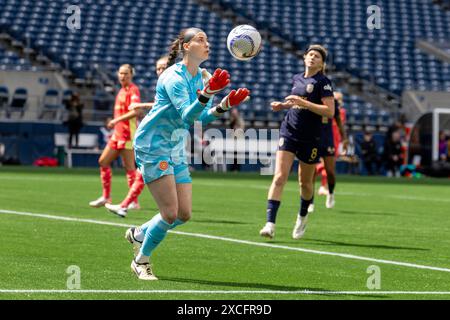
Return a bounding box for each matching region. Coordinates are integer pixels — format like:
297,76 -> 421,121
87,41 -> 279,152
323,84 -> 332,91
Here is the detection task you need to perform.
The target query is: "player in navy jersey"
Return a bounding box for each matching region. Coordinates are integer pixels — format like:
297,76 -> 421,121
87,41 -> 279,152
259,44 -> 335,240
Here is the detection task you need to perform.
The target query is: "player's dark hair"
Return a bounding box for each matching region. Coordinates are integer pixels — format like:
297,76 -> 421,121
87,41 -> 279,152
167,35 -> 183,67
167,28 -> 206,67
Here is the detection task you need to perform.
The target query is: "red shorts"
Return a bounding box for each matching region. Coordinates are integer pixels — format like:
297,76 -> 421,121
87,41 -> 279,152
108,135 -> 133,150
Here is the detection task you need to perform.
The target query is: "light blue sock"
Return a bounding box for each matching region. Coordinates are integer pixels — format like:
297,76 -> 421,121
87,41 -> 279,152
138,213 -> 161,238
137,215 -> 184,237
139,214 -> 172,257
170,218 -> 185,230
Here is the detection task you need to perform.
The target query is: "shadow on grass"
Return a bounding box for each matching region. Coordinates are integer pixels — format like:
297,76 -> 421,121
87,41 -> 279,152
159,276 -> 386,299
282,238 -> 429,251
191,218 -> 249,225
334,209 -> 398,217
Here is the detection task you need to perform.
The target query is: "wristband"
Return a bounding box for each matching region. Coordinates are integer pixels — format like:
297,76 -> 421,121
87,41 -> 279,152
198,94 -> 210,104
215,106 -> 227,113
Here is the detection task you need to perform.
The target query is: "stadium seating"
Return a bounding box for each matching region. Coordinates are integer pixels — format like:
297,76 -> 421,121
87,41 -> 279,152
1,0 -> 448,124
0,44 -> 39,72
0,0 -> 307,123
218,0 -> 450,95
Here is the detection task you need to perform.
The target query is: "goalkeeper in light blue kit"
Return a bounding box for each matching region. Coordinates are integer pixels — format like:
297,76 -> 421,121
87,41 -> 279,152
125,27 -> 250,280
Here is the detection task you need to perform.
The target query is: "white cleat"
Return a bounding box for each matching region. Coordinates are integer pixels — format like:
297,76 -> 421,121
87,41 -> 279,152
127,201 -> 141,210
318,186 -> 329,196
105,203 -> 127,217
307,203 -> 315,214
125,227 -> 142,256
326,193 -> 335,209
259,222 -> 275,239
89,196 -> 111,208
130,259 -> 158,281
292,215 -> 309,240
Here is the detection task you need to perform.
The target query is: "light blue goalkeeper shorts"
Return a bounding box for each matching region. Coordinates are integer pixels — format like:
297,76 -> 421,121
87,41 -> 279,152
135,155 -> 192,185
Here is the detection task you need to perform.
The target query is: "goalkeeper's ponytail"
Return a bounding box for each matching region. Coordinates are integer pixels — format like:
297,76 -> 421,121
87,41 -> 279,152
167,38 -> 181,67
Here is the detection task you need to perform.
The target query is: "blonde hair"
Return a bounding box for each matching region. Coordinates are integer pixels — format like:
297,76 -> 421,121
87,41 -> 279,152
118,64 -> 135,75
304,44 -> 328,74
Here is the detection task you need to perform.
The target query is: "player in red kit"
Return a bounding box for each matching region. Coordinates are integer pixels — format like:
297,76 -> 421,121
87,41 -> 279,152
311,91 -> 348,212
89,64 -> 142,209
105,56 -> 169,217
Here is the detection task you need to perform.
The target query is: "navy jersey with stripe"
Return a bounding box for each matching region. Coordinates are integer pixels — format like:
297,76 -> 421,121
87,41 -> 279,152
320,99 -> 340,146
280,72 -> 334,143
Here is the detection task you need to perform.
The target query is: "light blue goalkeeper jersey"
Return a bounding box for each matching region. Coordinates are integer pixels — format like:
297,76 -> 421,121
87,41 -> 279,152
134,62 -> 218,164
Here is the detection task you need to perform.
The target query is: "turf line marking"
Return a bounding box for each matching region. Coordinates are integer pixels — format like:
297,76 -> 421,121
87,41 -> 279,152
1,289 -> 450,295
1,209 -> 450,274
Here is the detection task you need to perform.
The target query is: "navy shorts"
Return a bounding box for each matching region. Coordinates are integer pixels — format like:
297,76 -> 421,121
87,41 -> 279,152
278,136 -> 320,164
318,140 -> 335,158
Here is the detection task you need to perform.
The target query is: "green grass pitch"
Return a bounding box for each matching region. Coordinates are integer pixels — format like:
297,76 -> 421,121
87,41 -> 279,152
0,166 -> 449,300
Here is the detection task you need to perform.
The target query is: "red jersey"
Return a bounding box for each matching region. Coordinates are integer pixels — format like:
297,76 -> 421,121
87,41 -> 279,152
113,83 -> 141,142
332,107 -> 346,155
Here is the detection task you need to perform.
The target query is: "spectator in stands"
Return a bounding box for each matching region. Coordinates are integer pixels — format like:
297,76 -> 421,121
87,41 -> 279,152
438,130 -> 448,161
387,118 -> 407,142
359,131 -> 380,175
229,108 -> 245,172
65,92 -> 84,148
383,130 -> 403,177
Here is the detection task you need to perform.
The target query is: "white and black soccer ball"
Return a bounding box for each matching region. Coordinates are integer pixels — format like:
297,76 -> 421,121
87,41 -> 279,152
227,25 -> 262,61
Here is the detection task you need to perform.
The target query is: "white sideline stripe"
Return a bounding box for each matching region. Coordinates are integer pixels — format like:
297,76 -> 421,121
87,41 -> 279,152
1,209 -> 450,274
1,289 -> 450,295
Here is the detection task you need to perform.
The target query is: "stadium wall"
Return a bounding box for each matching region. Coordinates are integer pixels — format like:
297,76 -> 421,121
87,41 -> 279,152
0,70 -> 68,118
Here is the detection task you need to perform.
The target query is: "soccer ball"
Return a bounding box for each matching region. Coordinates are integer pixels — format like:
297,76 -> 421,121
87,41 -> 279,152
227,25 -> 262,61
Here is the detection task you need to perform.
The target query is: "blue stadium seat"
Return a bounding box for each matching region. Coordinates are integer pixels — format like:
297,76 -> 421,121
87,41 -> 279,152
7,87 -> 28,118
0,85 -> 9,113
40,89 -> 63,119
1,0 -> 448,123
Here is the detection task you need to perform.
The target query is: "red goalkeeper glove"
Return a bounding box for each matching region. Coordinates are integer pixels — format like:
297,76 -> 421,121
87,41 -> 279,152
200,68 -> 230,100
216,88 -> 250,113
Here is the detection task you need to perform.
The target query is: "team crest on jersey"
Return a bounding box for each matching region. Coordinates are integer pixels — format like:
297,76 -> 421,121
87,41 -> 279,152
306,84 -> 314,93
323,84 -> 332,91
279,137 -> 285,147
159,160 -> 169,171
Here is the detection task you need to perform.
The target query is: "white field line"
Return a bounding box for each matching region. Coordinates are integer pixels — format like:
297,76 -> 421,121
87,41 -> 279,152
1,289 -> 450,295
1,209 -> 450,274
